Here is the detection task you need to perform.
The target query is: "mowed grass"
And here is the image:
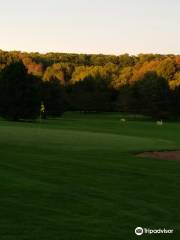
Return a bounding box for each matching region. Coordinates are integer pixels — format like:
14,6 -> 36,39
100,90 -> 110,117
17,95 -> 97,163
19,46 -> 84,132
0,113 -> 180,240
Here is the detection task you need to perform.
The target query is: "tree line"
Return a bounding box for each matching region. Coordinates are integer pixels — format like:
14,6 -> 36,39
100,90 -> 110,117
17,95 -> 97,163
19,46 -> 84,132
0,50 -> 180,120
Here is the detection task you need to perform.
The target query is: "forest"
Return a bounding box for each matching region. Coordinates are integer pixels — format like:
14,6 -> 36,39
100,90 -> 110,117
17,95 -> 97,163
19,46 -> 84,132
0,49 -> 180,120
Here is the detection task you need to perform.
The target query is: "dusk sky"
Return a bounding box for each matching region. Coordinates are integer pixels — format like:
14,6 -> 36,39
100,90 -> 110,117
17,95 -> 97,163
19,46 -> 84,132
1,0 -> 180,55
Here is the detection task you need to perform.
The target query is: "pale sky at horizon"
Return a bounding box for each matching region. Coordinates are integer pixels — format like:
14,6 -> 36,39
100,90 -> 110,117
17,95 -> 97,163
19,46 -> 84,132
0,0 -> 180,55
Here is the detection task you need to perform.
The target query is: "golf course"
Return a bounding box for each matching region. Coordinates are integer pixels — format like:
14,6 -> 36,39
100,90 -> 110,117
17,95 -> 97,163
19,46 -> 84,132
0,112 -> 180,239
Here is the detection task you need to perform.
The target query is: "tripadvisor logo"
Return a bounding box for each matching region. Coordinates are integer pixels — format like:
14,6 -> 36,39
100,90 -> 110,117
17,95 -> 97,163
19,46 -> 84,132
135,227 -> 174,236
135,227 -> 143,236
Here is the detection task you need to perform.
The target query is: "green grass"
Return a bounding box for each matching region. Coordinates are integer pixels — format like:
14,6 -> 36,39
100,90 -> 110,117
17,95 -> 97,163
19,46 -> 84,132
0,112 -> 180,239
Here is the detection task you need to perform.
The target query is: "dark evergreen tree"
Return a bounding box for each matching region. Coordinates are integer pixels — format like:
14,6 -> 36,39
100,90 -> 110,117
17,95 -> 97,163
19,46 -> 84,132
0,61 -> 41,121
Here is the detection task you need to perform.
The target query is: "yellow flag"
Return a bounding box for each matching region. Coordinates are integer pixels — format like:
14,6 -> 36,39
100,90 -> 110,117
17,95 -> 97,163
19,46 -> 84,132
40,102 -> 45,113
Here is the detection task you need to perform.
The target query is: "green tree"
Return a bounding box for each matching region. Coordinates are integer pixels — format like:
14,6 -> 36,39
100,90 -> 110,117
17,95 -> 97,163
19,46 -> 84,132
0,61 -> 41,121
42,79 -> 67,117
135,72 -> 170,118
69,75 -> 112,112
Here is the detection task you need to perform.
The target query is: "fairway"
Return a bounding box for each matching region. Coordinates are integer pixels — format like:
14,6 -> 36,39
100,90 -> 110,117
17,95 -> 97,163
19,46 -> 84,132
0,113 -> 180,239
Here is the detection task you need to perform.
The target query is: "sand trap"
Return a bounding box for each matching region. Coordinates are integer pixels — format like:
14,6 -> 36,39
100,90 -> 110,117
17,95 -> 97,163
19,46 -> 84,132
137,151 -> 180,161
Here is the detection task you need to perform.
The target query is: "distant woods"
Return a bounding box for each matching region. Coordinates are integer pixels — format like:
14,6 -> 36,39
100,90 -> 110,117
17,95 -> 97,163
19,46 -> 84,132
0,50 -> 180,120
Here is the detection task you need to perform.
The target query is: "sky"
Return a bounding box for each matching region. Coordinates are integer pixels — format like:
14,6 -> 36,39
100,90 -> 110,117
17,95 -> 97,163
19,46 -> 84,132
0,0 -> 180,55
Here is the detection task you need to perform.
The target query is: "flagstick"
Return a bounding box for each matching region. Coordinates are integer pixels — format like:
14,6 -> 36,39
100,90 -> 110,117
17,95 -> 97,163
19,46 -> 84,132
40,111 -> 42,124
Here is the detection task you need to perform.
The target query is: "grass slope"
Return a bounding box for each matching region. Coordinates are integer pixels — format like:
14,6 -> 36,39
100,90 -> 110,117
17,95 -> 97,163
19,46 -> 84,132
0,113 -> 180,240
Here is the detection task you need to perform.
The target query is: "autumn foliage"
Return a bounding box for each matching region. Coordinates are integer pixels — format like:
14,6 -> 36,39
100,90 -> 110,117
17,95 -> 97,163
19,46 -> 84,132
0,50 -> 180,119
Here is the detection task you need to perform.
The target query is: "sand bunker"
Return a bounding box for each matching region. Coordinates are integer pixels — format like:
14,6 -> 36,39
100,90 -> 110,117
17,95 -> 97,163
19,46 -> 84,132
137,151 -> 180,161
